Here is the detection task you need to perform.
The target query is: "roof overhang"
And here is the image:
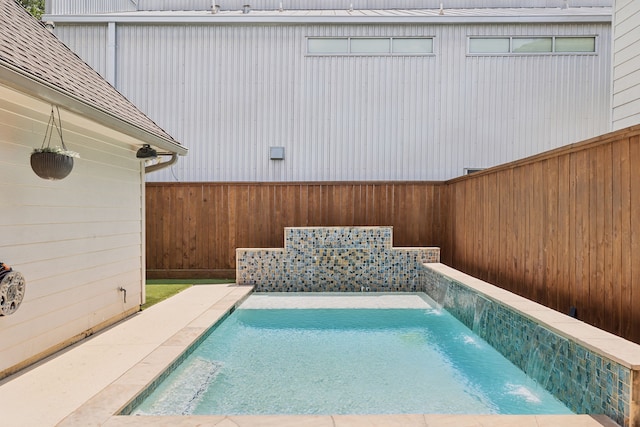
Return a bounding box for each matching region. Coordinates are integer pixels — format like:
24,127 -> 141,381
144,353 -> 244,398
0,60 -> 187,156
43,8 -> 612,25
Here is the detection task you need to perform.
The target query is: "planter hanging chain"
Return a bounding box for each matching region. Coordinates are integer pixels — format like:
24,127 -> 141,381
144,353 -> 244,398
40,105 -> 66,151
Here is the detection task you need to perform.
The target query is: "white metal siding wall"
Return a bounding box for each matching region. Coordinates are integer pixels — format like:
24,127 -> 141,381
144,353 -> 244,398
612,0 -> 640,130
47,0 -> 612,14
0,89 -> 143,373
53,24 -> 109,79
48,0 -> 135,14
57,21 -> 611,181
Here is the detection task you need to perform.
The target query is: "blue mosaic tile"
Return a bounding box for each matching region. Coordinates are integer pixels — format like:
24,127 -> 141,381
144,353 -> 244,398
421,267 -> 634,427
237,227 -> 439,292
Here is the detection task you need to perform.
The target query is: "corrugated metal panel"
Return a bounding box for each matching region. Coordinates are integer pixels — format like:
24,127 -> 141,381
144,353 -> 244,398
45,8 -> 613,23
205,0 -> 612,11
59,21 -> 611,181
137,0 -> 211,10
49,0 -> 135,14
53,24 -> 109,79
48,0 -> 612,14
612,0 -> 640,130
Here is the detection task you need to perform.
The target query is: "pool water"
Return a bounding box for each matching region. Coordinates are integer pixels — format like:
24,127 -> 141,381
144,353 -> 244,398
132,297 -> 573,416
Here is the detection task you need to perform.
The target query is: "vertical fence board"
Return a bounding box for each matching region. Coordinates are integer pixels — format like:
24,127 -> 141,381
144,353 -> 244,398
591,145 -> 605,329
576,149 -> 591,323
611,140 -> 624,336
618,137 -> 632,340
532,160 -> 545,304
629,136 -> 640,343
557,154 -> 571,314
602,144 -> 615,335
568,151 -> 578,313
545,157 -> 559,311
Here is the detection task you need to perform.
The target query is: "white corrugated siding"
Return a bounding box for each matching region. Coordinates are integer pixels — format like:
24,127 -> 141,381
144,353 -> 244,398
612,0 -> 640,130
48,0 -> 135,14
56,21 -> 611,181
0,86 -> 143,373
47,0 -> 612,14
53,24 -> 109,79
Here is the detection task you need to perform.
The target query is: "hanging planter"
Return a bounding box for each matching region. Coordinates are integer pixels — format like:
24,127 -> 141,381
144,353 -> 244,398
30,106 -> 79,180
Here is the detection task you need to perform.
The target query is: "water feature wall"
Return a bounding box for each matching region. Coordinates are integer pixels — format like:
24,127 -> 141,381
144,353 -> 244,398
422,263 -> 640,427
236,226 -> 439,291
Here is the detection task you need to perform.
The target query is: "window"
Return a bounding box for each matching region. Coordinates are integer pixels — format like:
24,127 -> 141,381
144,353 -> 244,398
307,37 -> 434,56
308,38 -> 348,54
469,36 -> 596,55
393,38 -> 433,54
555,37 -> 595,53
469,38 -> 510,54
512,37 -> 552,53
464,168 -> 485,175
351,38 -> 390,54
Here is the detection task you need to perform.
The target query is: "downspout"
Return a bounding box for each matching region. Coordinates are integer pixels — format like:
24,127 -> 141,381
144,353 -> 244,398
144,153 -> 178,174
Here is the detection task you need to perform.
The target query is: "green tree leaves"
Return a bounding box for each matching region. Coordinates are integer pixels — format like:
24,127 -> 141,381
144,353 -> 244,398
19,0 -> 45,20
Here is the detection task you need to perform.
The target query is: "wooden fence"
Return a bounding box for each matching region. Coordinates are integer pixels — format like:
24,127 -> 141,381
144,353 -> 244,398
146,124 -> 640,343
441,125 -> 640,343
146,181 -> 446,278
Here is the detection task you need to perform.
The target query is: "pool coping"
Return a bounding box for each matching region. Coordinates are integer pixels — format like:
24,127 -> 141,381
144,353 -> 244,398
0,281 -> 623,427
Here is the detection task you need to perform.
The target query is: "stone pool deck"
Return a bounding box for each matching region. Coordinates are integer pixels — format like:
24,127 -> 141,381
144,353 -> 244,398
0,284 -> 621,427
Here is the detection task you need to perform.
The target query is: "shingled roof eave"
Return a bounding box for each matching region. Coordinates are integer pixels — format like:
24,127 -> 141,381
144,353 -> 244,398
0,59 -> 187,156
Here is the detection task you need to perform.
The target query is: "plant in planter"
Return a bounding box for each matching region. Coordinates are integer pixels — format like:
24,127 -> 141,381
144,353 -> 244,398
30,106 -> 80,180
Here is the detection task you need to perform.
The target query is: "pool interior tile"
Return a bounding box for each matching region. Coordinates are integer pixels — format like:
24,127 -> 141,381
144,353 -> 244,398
423,263 -> 639,427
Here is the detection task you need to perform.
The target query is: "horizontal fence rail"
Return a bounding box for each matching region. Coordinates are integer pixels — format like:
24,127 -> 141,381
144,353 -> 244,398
146,124 -> 640,343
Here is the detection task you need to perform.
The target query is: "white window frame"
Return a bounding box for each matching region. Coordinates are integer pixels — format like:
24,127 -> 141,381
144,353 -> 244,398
467,35 -> 597,56
307,37 -> 435,57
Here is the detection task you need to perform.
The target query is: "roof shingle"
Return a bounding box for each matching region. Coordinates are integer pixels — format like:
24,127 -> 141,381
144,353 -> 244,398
0,0 -> 180,146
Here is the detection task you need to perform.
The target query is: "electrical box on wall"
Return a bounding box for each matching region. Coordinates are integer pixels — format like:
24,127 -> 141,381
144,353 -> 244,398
270,146 -> 285,160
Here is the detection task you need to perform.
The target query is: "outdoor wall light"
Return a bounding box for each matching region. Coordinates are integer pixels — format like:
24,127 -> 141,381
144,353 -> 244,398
136,144 -> 157,159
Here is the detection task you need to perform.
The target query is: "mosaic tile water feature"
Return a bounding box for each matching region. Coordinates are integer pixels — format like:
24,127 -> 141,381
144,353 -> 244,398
236,227 -> 439,292
421,265 -> 638,427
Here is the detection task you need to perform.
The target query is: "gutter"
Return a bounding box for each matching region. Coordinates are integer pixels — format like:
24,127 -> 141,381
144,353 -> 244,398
144,153 -> 178,173
0,62 -> 188,157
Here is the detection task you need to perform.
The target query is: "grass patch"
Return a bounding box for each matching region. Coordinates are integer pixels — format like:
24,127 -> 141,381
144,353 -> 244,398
141,278 -> 235,310
142,284 -> 192,310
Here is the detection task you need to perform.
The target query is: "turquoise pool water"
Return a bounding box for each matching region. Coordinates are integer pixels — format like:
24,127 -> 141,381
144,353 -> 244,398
132,300 -> 573,416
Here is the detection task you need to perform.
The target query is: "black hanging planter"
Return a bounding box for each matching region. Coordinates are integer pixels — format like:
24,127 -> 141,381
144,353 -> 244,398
30,151 -> 74,180
30,106 -> 79,181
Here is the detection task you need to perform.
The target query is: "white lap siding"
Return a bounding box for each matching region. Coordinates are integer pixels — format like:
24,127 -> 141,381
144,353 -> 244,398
612,0 -> 640,130
0,86 -> 145,377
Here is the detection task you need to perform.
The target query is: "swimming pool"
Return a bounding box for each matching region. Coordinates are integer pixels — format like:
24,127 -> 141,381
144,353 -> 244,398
130,293 -> 572,416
